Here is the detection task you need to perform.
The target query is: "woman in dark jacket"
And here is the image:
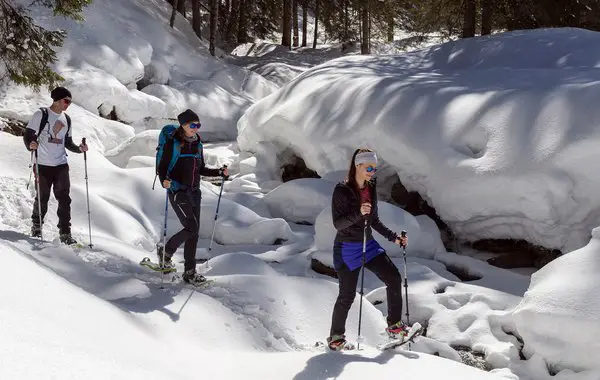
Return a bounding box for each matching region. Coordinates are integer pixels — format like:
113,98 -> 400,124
158,109 -> 228,286
327,148 -> 409,350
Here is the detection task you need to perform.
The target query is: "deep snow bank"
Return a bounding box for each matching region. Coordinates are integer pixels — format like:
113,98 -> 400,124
0,132 -> 295,248
512,227 -> 600,373
237,28 -> 600,253
7,0 -> 277,138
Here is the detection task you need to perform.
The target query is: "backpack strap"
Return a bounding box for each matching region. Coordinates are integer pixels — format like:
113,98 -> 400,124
65,113 -> 71,138
37,108 -> 71,146
167,138 -> 181,176
38,107 -> 49,137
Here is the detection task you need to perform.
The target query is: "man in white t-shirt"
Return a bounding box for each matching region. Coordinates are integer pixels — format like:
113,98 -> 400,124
23,86 -> 88,245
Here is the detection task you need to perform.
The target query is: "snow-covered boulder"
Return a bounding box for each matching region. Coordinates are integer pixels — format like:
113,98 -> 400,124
512,228 -> 600,373
237,28 -> 600,253
261,178 -> 335,224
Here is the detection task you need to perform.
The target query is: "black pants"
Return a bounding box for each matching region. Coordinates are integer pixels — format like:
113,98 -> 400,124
329,253 -> 403,337
165,189 -> 201,272
32,164 -> 72,234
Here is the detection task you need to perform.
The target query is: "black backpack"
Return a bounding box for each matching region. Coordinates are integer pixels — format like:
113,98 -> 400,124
38,107 -> 71,141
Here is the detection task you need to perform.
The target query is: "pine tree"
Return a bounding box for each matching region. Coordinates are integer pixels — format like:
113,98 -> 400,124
0,0 -> 91,90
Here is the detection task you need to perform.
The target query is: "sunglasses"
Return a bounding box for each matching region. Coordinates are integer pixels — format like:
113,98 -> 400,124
366,166 -> 377,173
62,98 -> 72,105
189,122 -> 201,129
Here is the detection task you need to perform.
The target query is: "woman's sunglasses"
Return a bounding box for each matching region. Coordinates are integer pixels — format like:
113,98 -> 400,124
190,122 -> 201,129
366,166 -> 377,173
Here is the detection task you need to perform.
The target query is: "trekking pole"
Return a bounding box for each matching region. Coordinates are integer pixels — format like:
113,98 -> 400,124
159,190 -> 169,289
357,217 -> 368,350
82,138 -> 93,249
208,165 -> 227,255
400,230 -> 411,350
27,151 -> 33,189
34,147 -> 43,241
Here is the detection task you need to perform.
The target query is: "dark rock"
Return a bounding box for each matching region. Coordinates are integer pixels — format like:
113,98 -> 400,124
468,239 -> 562,269
311,258 -> 337,279
388,178 -> 562,270
0,118 -> 26,136
444,264 -> 482,282
390,180 -> 456,250
452,345 -> 493,372
280,155 -> 320,182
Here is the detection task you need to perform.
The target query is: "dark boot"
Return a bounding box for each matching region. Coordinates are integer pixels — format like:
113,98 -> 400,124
31,225 -> 42,238
156,244 -> 175,271
60,232 -> 78,245
182,269 -> 207,286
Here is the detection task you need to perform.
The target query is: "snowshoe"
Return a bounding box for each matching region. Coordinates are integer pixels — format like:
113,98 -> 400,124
140,257 -> 177,273
385,320 -> 411,339
182,269 -> 212,287
378,322 -> 423,351
59,233 -> 85,248
323,335 -> 356,351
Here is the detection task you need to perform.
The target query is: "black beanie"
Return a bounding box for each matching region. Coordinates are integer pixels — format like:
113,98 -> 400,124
51,87 -> 72,101
177,109 -> 199,126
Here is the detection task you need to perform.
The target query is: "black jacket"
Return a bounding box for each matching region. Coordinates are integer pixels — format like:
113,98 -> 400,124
331,178 -> 398,244
158,135 -> 221,189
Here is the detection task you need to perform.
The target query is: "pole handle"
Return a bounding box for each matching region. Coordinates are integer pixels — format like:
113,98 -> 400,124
81,138 -> 88,160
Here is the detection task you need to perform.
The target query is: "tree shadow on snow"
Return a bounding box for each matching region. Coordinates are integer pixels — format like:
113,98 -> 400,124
0,229 -> 189,323
293,349 -> 405,380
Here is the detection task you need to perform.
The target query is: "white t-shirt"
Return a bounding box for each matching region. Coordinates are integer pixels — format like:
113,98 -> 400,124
26,108 -> 72,166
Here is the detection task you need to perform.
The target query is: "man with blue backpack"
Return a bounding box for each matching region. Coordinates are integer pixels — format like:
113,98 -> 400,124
155,109 -> 228,286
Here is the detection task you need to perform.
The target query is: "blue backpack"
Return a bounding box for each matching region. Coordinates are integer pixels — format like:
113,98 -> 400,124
154,124 -> 203,191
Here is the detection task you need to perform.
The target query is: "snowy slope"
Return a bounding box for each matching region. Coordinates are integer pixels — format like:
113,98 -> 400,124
237,27 -> 600,254
1,242 -> 509,380
6,0 -> 277,139
512,227 -> 600,375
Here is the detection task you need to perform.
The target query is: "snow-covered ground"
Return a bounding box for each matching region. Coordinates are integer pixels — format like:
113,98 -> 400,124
1,1 -> 599,378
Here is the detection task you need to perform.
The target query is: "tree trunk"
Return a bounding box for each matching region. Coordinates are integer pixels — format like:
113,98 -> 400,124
462,0 -> 476,38
344,0 -> 349,41
220,0 -> 229,38
361,0 -> 370,54
192,0 -> 202,39
238,0 -> 248,43
228,0 -> 240,44
210,0 -> 218,56
170,0 -> 179,28
282,0 -> 292,48
301,0 -> 308,47
481,0 -> 493,35
177,0 -> 185,16
387,12 -> 394,42
313,0 -> 319,49
293,0 -> 299,47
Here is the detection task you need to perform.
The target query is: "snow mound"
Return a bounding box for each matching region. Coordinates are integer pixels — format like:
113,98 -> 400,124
261,178 -> 335,224
141,82 -> 251,140
15,0 -> 276,129
237,27 -> 600,253
512,227 -> 600,373
0,133 -> 293,248
204,252 -> 280,276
